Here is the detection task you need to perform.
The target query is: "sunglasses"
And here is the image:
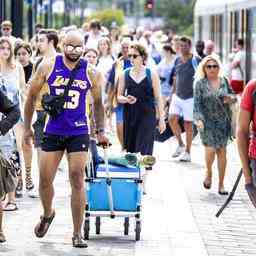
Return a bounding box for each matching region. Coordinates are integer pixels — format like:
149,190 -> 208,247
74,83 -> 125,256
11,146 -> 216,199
128,54 -> 140,59
2,27 -> 10,31
205,64 -> 219,69
65,44 -> 83,53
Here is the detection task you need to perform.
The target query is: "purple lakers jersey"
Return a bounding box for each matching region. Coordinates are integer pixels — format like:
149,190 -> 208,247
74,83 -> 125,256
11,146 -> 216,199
44,55 -> 91,135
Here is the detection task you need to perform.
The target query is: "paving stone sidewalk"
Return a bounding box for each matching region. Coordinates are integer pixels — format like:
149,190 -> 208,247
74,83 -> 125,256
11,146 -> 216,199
1,136 -> 255,256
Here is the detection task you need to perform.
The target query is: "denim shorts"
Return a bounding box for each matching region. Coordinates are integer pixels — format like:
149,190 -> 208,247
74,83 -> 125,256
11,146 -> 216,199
114,104 -> 124,124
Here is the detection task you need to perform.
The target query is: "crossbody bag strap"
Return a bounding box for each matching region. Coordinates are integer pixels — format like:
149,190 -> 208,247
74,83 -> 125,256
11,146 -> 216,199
63,60 -> 81,98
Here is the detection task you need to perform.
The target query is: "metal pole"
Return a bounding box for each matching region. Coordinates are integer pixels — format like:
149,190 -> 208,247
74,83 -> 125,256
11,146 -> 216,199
0,0 -> 6,24
49,0 -> 53,27
28,0 -> 33,39
11,0 -> 23,38
33,0 -> 38,27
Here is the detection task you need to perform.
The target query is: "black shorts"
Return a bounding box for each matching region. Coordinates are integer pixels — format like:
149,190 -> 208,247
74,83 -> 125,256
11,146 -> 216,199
41,134 -> 90,153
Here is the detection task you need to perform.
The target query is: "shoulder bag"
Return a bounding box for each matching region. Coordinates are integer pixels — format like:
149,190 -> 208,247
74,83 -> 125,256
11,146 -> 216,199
41,60 -> 81,118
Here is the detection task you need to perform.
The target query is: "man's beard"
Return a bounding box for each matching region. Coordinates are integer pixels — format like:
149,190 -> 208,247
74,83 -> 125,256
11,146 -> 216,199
64,53 -> 81,62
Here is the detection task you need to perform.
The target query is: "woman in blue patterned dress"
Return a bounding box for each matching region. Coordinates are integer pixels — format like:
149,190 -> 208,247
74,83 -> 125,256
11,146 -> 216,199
193,55 -> 236,195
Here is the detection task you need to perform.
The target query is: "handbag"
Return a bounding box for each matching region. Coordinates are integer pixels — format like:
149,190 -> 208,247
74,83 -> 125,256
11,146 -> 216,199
0,152 -> 18,198
215,78 -> 238,139
41,61 -> 81,118
155,117 -> 185,142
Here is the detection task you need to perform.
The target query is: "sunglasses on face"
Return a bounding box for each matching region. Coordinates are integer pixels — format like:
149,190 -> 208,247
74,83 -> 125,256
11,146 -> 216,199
65,44 -> 83,53
2,27 -> 10,31
205,64 -> 219,70
128,54 -> 140,59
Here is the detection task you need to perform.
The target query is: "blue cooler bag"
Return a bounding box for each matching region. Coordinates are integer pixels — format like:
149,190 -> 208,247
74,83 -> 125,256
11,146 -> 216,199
86,164 -> 142,211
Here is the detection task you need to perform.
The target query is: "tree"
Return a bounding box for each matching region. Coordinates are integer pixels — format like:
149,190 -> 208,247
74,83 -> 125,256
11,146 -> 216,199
87,9 -> 124,29
156,0 -> 195,36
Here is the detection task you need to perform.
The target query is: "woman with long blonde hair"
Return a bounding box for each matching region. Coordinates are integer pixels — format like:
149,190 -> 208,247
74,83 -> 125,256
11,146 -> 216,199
194,54 -> 236,195
0,37 -> 28,209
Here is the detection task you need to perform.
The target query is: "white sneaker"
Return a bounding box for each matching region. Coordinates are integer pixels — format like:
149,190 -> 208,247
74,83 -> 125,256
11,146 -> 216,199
27,187 -> 39,198
179,152 -> 191,162
172,145 -> 185,158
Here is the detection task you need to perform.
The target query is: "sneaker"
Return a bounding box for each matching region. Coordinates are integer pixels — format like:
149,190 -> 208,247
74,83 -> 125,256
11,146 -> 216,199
172,145 -> 185,158
27,187 -> 39,198
179,152 -> 191,162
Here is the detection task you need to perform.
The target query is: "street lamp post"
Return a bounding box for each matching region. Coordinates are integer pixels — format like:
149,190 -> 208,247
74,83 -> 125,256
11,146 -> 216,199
11,0 -> 24,38
0,0 -> 6,24
27,0 -> 33,39
49,0 -> 53,27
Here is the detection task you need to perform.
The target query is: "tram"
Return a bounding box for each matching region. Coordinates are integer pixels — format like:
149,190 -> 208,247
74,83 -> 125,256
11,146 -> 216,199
194,0 -> 256,81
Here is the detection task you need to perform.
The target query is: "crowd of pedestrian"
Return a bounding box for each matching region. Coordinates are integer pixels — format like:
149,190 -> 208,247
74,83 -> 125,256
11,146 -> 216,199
0,17 -> 249,247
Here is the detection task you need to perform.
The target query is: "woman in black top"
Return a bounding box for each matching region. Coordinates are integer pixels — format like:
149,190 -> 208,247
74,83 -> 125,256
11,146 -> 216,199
117,44 -> 165,193
118,44 -> 165,155
14,43 -> 33,83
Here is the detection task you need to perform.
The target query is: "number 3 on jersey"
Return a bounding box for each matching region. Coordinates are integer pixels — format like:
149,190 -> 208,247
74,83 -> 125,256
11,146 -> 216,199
55,88 -> 80,109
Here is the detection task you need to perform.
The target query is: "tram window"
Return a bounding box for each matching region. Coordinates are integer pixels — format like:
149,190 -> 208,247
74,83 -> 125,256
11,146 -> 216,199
202,15 -> 210,40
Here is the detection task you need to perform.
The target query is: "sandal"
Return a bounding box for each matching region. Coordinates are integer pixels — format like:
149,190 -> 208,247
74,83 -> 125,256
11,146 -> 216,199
34,210 -> 55,238
72,235 -> 88,248
0,231 -> 6,243
3,202 -> 18,211
218,188 -> 229,195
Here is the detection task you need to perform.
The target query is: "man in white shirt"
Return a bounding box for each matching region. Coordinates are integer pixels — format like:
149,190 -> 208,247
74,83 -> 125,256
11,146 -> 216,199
84,20 -> 103,50
230,38 -> 245,94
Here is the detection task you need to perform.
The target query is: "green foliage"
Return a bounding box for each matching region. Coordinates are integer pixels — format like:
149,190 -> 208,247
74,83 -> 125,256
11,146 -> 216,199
156,0 -> 195,36
87,9 -> 125,28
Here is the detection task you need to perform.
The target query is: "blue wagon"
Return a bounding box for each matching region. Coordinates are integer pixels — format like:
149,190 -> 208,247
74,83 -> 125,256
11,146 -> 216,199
84,148 -> 143,241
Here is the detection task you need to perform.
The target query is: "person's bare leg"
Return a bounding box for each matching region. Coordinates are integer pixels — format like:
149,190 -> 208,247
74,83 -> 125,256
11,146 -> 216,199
116,122 -> 124,149
216,147 -> 227,190
184,121 -> 193,153
67,152 -> 87,236
169,115 -> 184,146
204,146 -> 215,186
37,148 -> 42,170
0,201 -> 5,242
22,139 -> 33,189
39,150 -> 63,217
0,201 -> 3,232
13,123 -> 24,194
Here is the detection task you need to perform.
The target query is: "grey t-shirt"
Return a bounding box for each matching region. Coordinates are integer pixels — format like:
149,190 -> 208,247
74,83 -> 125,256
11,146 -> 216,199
174,56 -> 199,100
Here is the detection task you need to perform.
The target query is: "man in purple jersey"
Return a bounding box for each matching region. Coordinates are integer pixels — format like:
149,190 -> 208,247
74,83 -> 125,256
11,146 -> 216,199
23,30 -> 108,248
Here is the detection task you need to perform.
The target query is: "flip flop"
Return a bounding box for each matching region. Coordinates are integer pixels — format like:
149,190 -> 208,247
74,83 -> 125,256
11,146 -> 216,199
3,202 -> 18,211
34,210 -> 55,238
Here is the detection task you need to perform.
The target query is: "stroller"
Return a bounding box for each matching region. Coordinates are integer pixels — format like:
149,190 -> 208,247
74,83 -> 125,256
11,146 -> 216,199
84,144 -> 143,241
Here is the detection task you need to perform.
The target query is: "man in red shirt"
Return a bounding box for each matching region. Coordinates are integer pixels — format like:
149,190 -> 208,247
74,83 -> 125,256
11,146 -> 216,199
237,80 -> 256,205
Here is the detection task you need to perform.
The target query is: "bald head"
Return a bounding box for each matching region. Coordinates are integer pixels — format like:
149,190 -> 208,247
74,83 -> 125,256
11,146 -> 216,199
64,30 -> 84,45
205,40 -> 215,55
63,30 -> 84,63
